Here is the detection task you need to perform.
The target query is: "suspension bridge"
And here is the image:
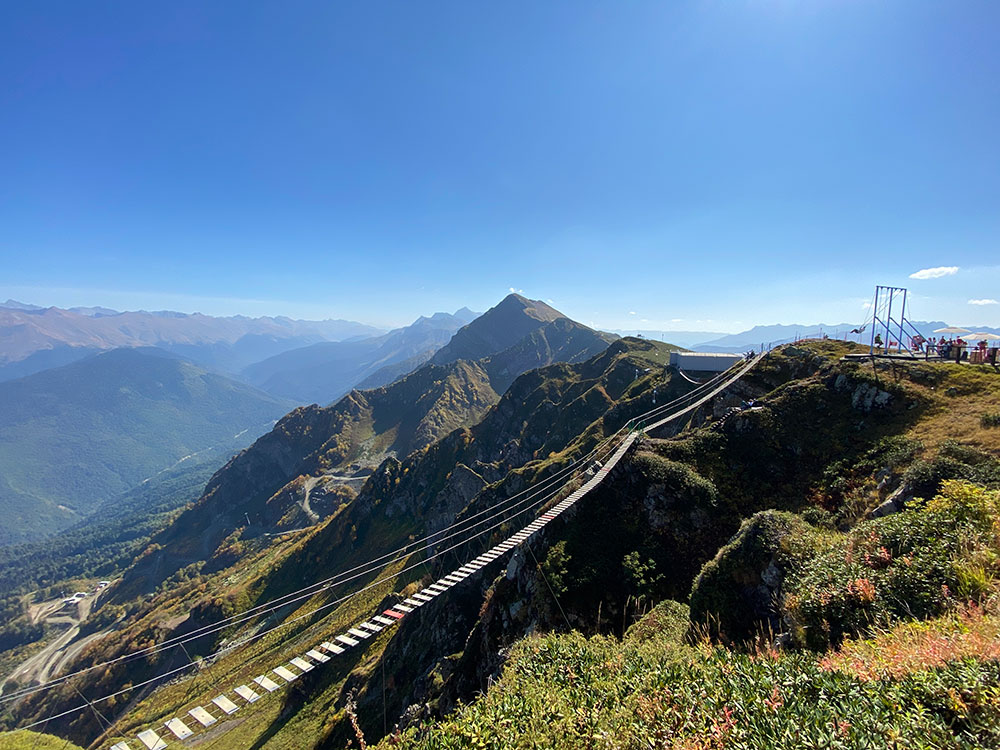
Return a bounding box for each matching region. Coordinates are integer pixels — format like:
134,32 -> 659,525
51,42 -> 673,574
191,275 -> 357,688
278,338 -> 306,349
5,349 -> 769,750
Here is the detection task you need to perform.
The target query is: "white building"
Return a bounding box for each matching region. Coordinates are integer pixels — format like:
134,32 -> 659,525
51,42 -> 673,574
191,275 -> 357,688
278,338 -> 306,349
669,351 -> 744,372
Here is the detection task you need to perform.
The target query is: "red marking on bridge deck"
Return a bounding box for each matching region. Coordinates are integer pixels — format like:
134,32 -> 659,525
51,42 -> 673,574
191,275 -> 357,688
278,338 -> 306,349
383,609 -> 405,619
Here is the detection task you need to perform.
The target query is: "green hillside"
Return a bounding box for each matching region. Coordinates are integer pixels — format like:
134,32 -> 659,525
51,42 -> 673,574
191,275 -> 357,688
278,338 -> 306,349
0,460 -> 216,597
0,348 -> 294,544
0,730 -> 83,750
8,341 -> 1000,750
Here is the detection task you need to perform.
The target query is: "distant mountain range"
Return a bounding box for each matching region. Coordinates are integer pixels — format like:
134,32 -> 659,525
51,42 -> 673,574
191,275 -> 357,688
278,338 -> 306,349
0,348 -> 294,544
243,308 -> 479,403
605,329 -> 727,349
0,301 -> 384,381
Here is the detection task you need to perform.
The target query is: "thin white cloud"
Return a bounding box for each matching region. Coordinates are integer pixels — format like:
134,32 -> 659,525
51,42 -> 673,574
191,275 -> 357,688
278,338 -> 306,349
969,298 -> 999,306
508,287 -> 524,294
909,266 -> 959,280
628,311 -> 637,315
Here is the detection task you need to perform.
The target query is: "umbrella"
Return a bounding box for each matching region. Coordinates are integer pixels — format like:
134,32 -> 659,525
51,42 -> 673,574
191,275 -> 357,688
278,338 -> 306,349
966,332 -> 1000,341
933,326 -> 972,335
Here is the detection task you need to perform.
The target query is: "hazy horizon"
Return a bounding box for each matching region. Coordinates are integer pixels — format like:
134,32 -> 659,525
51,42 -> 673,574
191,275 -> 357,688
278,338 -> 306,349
4,292 -> 996,342
3,2 -> 998,333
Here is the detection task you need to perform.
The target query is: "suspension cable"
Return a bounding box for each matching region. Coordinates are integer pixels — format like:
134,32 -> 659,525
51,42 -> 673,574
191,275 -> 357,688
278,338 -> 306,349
5,356 -> 742,710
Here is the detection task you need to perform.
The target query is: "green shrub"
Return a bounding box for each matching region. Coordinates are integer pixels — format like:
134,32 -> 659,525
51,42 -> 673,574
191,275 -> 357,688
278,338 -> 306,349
983,412 -> 1000,428
903,443 -> 1000,500
386,631 -> 1000,750
689,511 -> 830,642
785,481 -> 1000,650
625,599 -> 689,644
628,452 -> 718,506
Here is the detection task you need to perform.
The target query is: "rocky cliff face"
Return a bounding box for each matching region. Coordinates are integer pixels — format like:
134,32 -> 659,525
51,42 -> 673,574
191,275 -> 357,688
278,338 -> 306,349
115,298 -> 620,597
336,343 -> 918,740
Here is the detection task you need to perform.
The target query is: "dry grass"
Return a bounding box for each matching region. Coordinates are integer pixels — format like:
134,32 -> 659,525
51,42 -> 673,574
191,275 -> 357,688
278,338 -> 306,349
792,342 -> 1000,458
819,602 -> 1000,681
106,553 -> 414,744
897,364 -> 1000,455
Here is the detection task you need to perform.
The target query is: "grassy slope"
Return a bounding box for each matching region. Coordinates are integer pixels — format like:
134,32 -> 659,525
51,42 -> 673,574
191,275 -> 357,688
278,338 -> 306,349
384,615 -> 1000,750
14,342 -> 1000,750
0,348 -> 292,543
381,352 -> 1000,750
0,730 -> 84,750
386,479 -> 1000,749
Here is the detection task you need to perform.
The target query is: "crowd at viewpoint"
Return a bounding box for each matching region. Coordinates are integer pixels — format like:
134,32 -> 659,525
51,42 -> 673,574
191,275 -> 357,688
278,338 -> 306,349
882,333 -> 1000,365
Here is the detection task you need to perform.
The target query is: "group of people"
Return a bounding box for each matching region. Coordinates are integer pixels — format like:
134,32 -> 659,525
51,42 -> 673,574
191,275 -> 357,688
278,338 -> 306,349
873,332 -> 999,365
925,335 -> 998,365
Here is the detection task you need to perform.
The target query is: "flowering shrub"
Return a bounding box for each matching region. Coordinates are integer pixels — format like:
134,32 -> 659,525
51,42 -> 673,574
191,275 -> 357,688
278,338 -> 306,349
821,604 -> 1000,681
785,481 -> 1000,650
387,631 -> 1000,749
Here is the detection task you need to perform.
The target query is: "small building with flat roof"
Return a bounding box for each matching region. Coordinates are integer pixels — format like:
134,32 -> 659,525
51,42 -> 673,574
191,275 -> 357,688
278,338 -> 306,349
669,351 -> 744,372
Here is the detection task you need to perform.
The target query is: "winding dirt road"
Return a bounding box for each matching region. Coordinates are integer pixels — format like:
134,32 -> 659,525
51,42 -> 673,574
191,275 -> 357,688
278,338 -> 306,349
1,590 -> 111,697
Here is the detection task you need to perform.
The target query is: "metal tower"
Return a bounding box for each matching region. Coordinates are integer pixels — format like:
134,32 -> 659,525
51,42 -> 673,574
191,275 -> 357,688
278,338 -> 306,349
868,285 -> 923,356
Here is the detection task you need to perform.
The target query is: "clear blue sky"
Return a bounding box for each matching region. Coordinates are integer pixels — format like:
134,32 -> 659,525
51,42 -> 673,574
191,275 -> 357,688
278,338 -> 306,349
2,1 -> 998,332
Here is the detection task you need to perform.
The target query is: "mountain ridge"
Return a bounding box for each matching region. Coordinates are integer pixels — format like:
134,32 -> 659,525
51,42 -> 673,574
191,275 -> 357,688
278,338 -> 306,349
114,295 -> 616,595
691,320 -> 1000,352
10,340 -> 1000,750
0,348 -> 295,544
242,308 -> 479,403
0,304 -> 384,380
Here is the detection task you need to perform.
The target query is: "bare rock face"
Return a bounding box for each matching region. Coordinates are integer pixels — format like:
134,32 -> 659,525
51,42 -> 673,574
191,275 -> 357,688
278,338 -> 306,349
832,374 -> 893,412
869,482 -> 910,519
426,463 -> 487,536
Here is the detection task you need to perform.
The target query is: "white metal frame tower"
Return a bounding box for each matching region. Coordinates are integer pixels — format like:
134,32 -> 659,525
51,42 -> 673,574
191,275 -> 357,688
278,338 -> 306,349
868,285 -> 922,356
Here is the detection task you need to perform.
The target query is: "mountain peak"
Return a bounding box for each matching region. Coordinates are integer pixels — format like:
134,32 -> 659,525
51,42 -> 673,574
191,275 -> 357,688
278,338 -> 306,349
453,306 -> 479,324
1,299 -> 44,311
431,295 -> 577,366
494,293 -> 563,322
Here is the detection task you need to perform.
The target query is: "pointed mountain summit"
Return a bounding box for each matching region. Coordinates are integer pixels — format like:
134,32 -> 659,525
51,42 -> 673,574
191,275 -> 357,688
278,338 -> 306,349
431,294 -> 566,365
453,306 -> 478,323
